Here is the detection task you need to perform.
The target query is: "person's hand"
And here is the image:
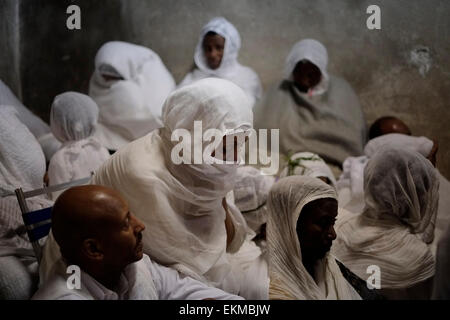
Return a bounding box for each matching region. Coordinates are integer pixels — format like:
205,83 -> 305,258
427,140 -> 438,167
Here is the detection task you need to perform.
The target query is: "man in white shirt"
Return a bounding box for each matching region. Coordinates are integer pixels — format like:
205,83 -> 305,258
32,185 -> 243,300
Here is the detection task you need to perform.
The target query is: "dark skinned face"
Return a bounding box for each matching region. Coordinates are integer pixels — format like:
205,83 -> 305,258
292,60 -> 322,93
202,34 -> 225,70
296,198 -> 337,263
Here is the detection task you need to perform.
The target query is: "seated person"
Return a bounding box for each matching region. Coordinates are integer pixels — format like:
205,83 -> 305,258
333,148 -> 437,299
254,39 -> 366,174
178,17 -> 262,107
33,185 -> 243,300
0,107 -> 52,299
48,92 -> 110,199
279,152 -> 337,189
368,116 -> 412,139
267,176 -> 362,300
0,79 -> 61,161
89,41 -> 176,152
41,78 -> 266,300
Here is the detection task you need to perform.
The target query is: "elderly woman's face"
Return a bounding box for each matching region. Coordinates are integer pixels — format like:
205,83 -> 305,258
296,198 -> 337,262
292,60 -> 322,93
203,33 -> 225,70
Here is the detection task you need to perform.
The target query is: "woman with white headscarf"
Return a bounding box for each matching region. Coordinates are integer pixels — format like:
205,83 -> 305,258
267,176 -> 361,300
0,107 -> 53,299
47,92 -> 110,199
333,148 -> 438,299
178,17 -> 263,107
254,39 -> 366,173
0,79 -> 61,162
89,41 -> 176,151
41,78 -> 266,299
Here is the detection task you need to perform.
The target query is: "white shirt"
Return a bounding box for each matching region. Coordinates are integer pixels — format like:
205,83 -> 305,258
32,254 -> 243,300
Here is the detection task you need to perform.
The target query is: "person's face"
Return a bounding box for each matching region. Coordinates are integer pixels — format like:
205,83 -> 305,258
296,198 -> 337,262
292,60 -> 322,93
202,34 -> 225,70
100,197 -> 146,268
212,135 -> 247,163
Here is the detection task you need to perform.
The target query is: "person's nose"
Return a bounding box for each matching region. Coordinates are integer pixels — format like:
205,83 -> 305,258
131,213 -> 146,233
328,226 -> 337,241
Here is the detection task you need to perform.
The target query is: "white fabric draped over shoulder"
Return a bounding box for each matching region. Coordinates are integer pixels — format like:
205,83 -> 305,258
178,17 -> 262,107
0,107 -> 52,257
254,39 -> 366,165
0,79 -> 61,161
89,41 -> 176,150
47,92 -> 110,199
333,148 -> 438,291
233,166 -> 275,234
87,78 -> 263,296
267,176 -> 360,300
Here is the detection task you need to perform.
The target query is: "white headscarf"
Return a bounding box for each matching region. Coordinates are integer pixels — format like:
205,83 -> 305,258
284,39 -> 329,96
279,152 -> 337,189
91,78 -> 252,290
333,148 -> 438,289
233,166 -> 275,233
179,17 -> 262,106
48,92 -> 110,195
0,79 -> 61,161
89,41 -> 176,150
267,176 -> 360,300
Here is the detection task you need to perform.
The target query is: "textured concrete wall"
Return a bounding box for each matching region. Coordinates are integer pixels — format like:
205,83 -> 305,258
1,0 -> 449,177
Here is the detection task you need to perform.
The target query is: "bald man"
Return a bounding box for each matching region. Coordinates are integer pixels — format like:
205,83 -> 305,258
32,185 -> 243,300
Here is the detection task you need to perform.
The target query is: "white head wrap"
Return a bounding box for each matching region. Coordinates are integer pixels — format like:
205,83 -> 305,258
179,17 -> 262,106
233,166 -> 275,233
279,152 -> 337,189
333,148 -> 438,289
0,79 -> 61,161
267,176 -> 360,300
284,39 -> 329,96
89,41 -> 176,150
364,133 -> 434,158
50,92 -> 99,143
0,107 -> 46,193
90,78 -> 252,290
47,93 -> 110,195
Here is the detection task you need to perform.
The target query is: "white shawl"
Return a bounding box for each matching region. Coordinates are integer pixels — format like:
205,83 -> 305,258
333,148 -> 438,289
178,17 -> 262,107
267,176 -> 360,300
89,41 -> 176,150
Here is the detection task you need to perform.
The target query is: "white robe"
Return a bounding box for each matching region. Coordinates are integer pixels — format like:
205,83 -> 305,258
33,254 -> 243,300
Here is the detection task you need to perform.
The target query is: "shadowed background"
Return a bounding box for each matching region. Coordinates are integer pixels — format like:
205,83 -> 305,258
1,0 -> 449,177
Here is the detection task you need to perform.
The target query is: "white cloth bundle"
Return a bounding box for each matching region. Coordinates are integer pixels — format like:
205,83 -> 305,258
267,176 -> 360,300
233,166 -> 275,233
48,92 -> 110,198
178,17 -> 262,107
89,41 -> 176,150
279,152 -> 337,189
0,79 -> 61,161
333,148 -> 438,290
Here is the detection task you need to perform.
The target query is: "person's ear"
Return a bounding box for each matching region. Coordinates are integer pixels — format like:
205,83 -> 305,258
81,239 -> 104,261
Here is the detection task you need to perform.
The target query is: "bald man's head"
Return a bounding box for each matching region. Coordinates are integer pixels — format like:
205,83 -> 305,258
52,185 -> 145,271
369,116 -> 411,140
